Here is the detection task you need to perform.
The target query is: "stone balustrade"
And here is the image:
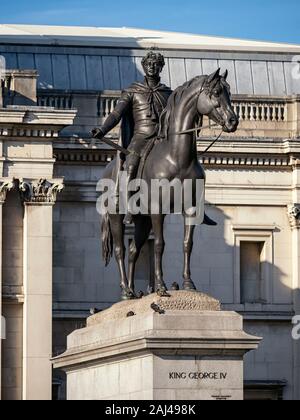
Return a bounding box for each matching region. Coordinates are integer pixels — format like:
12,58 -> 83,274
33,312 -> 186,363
36,90 -> 300,139
37,92 -> 73,110
202,95 -> 300,139
233,97 -> 287,123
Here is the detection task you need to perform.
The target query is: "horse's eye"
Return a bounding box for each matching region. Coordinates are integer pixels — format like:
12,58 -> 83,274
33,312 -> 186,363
213,89 -> 221,97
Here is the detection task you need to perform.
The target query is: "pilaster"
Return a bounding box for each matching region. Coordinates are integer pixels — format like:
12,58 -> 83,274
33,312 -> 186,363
20,178 -> 63,400
0,179 -> 14,399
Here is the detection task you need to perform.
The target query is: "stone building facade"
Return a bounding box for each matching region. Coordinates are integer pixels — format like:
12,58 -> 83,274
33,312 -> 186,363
0,24 -> 300,400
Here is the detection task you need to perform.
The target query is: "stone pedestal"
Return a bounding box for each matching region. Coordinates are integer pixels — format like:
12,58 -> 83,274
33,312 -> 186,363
53,291 -> 261,401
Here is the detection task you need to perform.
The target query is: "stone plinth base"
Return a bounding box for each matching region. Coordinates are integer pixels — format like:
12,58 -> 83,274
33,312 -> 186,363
53,291 -> 261,401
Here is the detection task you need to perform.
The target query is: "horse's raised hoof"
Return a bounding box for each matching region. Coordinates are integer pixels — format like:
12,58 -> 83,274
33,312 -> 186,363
183,280 -> 197,291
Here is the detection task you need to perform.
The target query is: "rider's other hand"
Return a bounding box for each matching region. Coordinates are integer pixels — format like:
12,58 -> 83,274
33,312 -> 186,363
91,127 -> 104,139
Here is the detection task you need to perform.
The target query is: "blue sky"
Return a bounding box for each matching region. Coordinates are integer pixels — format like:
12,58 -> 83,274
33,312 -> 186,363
1,0 -> 299,44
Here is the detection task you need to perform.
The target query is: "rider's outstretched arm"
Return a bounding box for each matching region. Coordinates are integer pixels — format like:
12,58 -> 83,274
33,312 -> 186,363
93,91 -> 132,138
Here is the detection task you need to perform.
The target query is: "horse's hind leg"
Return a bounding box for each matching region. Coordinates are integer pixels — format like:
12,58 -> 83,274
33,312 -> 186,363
109,214 -> 132,299
128,216 -> 152,295
183,216 -> 197,291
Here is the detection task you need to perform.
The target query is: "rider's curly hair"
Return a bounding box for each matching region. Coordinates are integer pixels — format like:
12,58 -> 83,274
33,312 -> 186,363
142,49 -> 165,68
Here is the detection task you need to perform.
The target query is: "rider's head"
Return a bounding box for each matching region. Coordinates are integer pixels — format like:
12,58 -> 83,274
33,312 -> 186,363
142,50 -> 165,79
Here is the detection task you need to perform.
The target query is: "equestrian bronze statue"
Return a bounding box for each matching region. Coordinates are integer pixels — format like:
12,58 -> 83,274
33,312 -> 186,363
92,53 -> 239,300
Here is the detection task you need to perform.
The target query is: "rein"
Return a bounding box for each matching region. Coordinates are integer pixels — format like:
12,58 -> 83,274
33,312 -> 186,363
173,122 -> 224,155
199,129 -> 223,155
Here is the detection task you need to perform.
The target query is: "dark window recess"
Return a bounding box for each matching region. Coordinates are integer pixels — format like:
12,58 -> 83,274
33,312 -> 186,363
240,241 -> 266,304
244,381 -> 287,400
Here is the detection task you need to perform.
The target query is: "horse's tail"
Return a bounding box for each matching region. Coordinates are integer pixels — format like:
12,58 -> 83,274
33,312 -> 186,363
101,212 -> 113,267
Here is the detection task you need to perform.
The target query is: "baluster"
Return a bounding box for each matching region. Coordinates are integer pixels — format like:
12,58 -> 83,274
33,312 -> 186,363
235,104 -> 240,120
242,104 -> 246,120
250,104 -> 255,120
105,98 -> 110,117
264,104 -> 267,121
247,103 -> 252,120
270,104 -> 275,121
282,104 -> 287,121
274,105 -> 279,121
266,104 -> 271,121
109,99 -> 114,114
98,97 -> 104,117
258,104 -> 263,121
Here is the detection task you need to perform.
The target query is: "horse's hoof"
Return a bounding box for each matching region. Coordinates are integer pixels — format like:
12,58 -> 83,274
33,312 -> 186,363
183,280 -> 197,291
121,288 -> 137,300
156,284 -> 170,297
147,286 -> 155,295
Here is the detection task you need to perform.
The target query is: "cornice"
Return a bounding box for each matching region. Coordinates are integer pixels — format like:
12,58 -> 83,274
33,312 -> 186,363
53,148 -> 298,169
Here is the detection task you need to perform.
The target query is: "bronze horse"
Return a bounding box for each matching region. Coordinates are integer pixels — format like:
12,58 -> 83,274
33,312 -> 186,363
101,69 -> 238,299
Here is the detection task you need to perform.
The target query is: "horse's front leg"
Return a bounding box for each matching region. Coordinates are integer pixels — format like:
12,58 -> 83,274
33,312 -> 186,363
128,216 -> 152,295
151,214 -> 168,292
183,217 -> 197,291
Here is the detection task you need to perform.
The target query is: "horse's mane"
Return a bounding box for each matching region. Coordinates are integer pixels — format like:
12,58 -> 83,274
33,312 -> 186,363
158,75 -> 206,139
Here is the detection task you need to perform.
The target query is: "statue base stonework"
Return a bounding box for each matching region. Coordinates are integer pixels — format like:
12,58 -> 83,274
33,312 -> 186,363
53,291 -> 261,400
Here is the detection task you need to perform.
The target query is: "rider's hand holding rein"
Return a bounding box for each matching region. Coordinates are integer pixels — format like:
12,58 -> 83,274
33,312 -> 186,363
91,127 -> 105,140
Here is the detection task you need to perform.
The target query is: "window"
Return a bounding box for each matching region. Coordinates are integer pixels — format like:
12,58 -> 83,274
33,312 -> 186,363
240,242 -> 265,303
233,226 -> 275,305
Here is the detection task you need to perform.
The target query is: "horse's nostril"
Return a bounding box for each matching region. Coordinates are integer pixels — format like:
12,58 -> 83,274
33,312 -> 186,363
229,117 -> 237,125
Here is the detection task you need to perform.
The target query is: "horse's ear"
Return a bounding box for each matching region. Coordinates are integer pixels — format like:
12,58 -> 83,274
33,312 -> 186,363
221,69 -> 228,80
207,68 -> 220,84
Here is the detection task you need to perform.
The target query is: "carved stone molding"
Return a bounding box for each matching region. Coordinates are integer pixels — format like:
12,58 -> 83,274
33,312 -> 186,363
53,147 -> 295,168
287,204 -> 300,229
19,178 -> 64,204
0,179 -> 14,203
0,127 -> 59,138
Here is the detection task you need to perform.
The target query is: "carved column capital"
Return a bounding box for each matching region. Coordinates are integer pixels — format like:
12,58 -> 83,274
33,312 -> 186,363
0,179 -> 14,203
288,204 -> 300,229
19,178 -> 64,205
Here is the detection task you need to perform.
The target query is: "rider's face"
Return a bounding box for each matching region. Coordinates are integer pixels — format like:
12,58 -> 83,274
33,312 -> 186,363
143,59 -> 162,78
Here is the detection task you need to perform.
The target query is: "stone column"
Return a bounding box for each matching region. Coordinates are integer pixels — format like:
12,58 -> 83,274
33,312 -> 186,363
0,180 -> 13,398
19,178 -> 63,401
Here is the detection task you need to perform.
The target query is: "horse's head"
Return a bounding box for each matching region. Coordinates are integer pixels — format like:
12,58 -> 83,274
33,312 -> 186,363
197,68 -> 238,133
